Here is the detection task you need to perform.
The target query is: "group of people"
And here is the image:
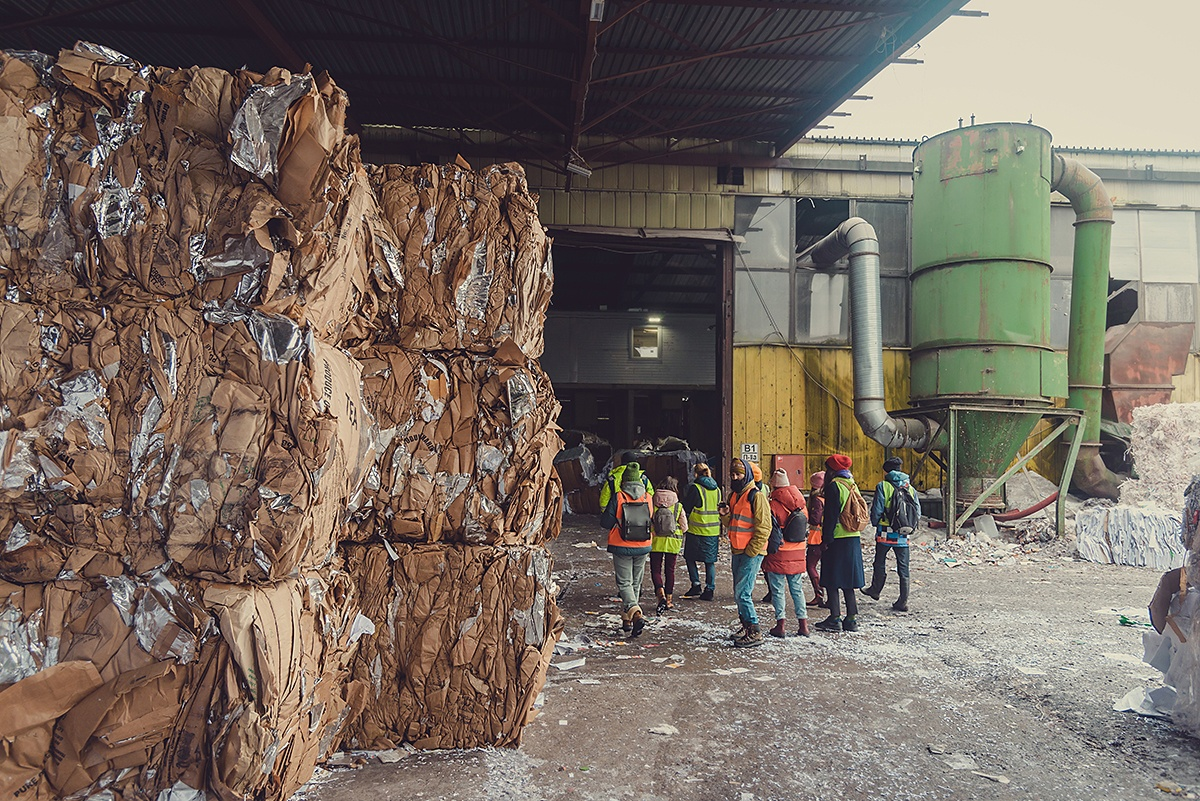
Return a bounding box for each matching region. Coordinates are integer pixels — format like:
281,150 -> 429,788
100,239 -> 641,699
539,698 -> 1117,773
600,452 -> 920,648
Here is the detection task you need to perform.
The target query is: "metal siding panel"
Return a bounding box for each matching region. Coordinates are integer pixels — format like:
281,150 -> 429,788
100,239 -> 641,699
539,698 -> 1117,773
631,193 -> 647,228
678,166 -> 694,193
644,194 -> 662,228
543,313 -> 717,387
660,193 -> 677,229
599,193 -> 617,228
584,192 -> 602,225
615,193 -> 632,229
676,194 -> 692,229
632,164 -> 650,191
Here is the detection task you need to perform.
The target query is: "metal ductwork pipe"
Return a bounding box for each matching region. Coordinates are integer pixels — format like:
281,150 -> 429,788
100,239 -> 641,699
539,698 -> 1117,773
809,217 -> 931,450
1051,152 -> 1121,499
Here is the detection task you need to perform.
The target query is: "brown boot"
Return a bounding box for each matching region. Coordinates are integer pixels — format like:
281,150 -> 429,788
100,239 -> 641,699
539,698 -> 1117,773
655,588 -> 667,615
797,618 -> 811,637
665,593 -> 675,611
768,619 -> 787,638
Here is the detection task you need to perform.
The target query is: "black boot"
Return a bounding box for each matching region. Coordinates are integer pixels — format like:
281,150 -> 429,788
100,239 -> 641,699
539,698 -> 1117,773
893,575 -> 910,612
682,584 -> 702,598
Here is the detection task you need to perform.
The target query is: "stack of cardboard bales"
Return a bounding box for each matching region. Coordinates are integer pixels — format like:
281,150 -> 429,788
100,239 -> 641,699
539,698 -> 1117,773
0,44 -> 387,799
337,160 -> 562,750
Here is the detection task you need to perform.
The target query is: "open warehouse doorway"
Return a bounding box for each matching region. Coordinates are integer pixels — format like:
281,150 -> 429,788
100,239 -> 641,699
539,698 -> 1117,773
540,229 -> 732,476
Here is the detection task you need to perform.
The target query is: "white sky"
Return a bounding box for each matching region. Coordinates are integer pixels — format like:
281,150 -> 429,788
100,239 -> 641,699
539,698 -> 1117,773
822,0 -> 1200,150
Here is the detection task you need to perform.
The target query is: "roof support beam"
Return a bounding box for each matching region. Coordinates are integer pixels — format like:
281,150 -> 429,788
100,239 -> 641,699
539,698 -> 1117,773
593,12 -> 901,84
566,1 -> 601,177
0,0 -> 139,33
649,0 -> 919,11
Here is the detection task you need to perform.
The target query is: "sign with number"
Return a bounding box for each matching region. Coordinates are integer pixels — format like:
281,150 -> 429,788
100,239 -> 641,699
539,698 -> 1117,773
740,443 -> 759,463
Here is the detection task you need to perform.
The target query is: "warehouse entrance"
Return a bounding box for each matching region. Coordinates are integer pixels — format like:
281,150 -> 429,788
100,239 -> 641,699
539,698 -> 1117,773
541,229 -> 731,476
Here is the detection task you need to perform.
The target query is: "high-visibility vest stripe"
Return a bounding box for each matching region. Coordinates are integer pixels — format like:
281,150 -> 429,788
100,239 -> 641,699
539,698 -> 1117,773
727,487 -> 755,550
687,485 -> 720,536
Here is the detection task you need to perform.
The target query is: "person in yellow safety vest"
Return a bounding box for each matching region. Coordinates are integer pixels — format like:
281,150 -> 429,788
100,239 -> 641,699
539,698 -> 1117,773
862,456 -> 921,612
606,463 -> 654,637
814,453 -> 866,633
718,458 -> 771,648
599,453 -> 655,510
681,462 -> 721,600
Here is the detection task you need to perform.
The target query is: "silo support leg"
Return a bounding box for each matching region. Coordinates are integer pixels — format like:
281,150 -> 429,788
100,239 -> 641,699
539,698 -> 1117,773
1058,420 -> 1088,539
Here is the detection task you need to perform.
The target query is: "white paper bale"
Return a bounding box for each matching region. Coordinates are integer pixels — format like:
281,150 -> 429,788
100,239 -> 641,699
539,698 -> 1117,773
1076,505 -> 1185,569
1120,402 -> 1200,512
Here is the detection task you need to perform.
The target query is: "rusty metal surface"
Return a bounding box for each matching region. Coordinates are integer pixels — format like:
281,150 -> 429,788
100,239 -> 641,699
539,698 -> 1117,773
1103,320 -> 1195,423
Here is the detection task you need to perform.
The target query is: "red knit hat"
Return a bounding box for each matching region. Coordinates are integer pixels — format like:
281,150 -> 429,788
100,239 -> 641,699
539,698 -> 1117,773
825,453 -> 852,471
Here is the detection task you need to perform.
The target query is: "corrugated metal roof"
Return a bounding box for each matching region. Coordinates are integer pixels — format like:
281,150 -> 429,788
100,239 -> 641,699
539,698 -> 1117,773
3,0 -> 965,165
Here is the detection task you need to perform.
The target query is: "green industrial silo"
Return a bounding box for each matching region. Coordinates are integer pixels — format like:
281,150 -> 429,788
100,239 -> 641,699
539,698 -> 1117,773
910,124 -> 1069,514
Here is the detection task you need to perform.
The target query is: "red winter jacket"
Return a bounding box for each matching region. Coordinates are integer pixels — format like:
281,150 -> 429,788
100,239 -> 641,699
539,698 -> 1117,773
763,485 -> 807,575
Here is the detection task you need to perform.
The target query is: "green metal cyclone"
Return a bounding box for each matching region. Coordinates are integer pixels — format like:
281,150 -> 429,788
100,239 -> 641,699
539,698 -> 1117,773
910,123 -> 1070,509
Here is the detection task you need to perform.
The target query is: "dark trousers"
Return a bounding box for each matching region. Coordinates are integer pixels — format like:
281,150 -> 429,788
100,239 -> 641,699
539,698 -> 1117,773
649,552 -> 678,595
869,543 -> 910,605
806,542 -> 824,599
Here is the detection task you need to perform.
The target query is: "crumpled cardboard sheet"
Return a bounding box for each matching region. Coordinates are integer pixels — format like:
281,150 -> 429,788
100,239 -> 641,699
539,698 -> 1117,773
0,44 -> 400,344
367,160 -> 552,357
0,568 -> 368,800
347,342 -> 562,546
0,299 -> 375,584
340,542 -> 561,750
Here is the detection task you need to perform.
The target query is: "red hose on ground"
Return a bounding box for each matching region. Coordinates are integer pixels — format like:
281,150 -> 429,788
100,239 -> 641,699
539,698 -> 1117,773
928,491 -> 1059,528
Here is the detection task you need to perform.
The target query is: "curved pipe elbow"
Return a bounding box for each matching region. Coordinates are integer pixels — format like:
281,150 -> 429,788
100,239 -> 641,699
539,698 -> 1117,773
1051,153 -> 1113,224
855,404 -> 930,451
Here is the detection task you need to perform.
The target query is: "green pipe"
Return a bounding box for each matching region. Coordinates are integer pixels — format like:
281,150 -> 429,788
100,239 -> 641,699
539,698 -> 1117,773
1052,153 -> 1118,497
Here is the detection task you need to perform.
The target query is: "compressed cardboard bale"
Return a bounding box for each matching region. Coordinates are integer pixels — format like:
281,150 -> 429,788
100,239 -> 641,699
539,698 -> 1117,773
0,574 -> 213,800
112,304 -> 376,582
0,298 -> 374,584
0,568 -> 368,801
0,44 -> 400,343
552,445 -> 598,494
195,570 -> 369,801
0,298 -> 130,582
341,542 -> 561,750
348,343 -> 562,546
367,160 -> 552,357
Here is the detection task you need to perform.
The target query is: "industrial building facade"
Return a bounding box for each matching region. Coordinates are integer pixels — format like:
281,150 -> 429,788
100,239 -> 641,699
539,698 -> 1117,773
406,133 -> 1200,482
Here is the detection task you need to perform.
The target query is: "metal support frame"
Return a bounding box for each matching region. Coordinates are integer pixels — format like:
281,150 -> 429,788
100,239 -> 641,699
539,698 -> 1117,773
889,403 -> 1086,539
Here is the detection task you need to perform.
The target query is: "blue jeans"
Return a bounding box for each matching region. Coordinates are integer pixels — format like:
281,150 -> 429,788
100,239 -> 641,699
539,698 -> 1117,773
686,560 -> 716,592
731,552 -> 765,625
766,572 -> 808,621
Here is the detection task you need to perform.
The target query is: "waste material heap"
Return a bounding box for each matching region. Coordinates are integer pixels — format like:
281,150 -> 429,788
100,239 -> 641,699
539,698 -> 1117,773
0,43 -> 562,801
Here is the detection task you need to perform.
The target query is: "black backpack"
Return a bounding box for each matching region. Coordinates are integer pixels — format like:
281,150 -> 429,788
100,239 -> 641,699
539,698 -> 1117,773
767,507 -> 784,555
782,507 -> 808,543
619,495 -> 652,541
885,483 -> 920,535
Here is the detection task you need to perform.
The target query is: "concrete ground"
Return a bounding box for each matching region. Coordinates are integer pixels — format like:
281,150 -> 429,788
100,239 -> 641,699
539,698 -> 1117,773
302,514 -> 1199,801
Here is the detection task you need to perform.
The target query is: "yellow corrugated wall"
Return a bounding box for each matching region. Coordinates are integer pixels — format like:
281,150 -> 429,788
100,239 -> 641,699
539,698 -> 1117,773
733,344 -> 911,486
735,345 -> 1074,490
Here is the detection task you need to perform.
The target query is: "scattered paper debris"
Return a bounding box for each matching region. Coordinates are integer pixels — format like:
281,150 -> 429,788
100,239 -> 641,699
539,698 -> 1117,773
648,724 -> 680,736
554,658 -> 586,671
973,771 -> 1010,784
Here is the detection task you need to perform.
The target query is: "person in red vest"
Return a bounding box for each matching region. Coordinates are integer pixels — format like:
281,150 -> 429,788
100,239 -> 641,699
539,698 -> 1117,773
765,469 -> 810,637
718,458 -> 771,648
607,462 -> 654,637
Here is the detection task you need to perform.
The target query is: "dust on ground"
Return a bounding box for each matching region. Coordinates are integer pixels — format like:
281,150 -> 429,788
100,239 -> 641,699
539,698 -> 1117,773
301,513 -> 1199,801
